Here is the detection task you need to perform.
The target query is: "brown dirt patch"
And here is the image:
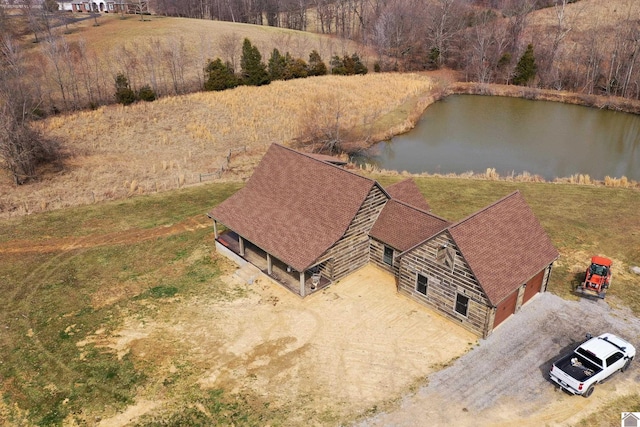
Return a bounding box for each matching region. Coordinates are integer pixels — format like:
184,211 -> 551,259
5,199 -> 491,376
87,264 -> 476,424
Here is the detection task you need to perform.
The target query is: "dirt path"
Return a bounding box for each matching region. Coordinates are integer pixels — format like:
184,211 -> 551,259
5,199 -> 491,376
357,292 -> 640,426
0,216 -> 210,254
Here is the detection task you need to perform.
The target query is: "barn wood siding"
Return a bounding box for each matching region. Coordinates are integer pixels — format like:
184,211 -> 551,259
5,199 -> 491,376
398,231 -> 492,337
319,185 -> 388,280
369,239 -> 400,276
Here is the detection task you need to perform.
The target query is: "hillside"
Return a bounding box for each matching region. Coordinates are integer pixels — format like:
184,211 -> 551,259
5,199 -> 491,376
0,72 -> 444,217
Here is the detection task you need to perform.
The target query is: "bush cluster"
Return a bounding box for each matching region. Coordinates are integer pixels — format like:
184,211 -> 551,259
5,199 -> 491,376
114,74 -> 158,106
204,37 -> 366,92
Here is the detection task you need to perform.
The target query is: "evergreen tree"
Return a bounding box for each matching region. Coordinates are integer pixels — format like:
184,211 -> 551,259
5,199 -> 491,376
351,53 -> 368,75
204,58 -> 238,91
268,48 -> 287,81
114,73 -> 136,105
330,55 -> 347,75
137,85 -> 156,102
240,38 -> 269,86
513,44 -> 537,86
307,50 -> 327,76
283,54 -> 307,80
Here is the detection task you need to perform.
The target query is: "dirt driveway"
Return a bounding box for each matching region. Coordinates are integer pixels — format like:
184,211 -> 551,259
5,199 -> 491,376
94,263 -> 476,425
358,292 -> 640,426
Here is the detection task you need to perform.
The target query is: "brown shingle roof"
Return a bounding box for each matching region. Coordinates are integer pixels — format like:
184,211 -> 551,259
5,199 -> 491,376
448,191 -> 559,306
209,144 -> 382,271
385,178 -> 431,211
370,200 -> 449,252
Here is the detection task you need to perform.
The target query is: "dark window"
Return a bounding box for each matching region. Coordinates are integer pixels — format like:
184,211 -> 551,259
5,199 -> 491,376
416,273 -> 428,295
455,293 -> 469,316
383,246 -> 394,266
605,352 -> 624,367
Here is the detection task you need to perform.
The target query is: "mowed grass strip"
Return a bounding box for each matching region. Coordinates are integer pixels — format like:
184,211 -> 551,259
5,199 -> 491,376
0,183 -> 253,425
0,182 -> 242,243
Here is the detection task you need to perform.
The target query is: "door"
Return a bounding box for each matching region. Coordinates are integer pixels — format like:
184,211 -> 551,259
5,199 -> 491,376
494,290 -> 518,328
523,270 -> 545,304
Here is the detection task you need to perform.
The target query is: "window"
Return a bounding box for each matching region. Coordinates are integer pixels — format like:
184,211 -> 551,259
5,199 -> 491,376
416,273 -> 428,295
455,293 -> 469,317
383,246 -> 394,266
605,352 -> 624,367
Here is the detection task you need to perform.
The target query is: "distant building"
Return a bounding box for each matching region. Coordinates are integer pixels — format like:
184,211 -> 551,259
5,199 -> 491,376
56,1 -> 124,13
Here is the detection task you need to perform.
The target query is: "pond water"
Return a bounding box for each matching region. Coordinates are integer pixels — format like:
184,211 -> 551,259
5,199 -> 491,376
359,95 -> 640,180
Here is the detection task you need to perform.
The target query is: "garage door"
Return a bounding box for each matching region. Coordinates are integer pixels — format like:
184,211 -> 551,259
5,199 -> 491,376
523,270 -> 545,304
493,290 -> 518,328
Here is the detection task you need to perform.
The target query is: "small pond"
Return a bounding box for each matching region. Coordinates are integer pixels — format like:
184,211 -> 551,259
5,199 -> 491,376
358,95 -> 640,180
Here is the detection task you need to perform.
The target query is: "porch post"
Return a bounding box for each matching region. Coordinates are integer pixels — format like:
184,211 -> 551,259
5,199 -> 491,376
239,236 -> 245,256
213,220 -> 218,239
299,271 -> 306,297
267,253 -> 272,275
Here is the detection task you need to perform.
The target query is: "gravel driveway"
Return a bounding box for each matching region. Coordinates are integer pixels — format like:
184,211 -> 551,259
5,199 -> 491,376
357,292 -> 640,426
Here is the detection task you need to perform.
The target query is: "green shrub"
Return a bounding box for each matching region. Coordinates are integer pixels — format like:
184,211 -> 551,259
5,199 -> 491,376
114,73 -> 136,106
307,50 -> 327,76
137,85 -> 156,102
204,58 -> 239,91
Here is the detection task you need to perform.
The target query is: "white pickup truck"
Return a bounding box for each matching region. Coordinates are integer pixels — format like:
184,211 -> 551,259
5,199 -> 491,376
549,333 -> 636,398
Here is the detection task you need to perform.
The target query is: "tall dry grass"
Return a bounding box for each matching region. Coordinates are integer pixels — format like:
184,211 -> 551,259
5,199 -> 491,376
0,73 -> 437,217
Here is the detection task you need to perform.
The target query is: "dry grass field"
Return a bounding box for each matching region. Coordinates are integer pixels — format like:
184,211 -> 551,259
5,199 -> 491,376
0,72 -> 443,218
61,13 -> 362,61
527,0 -> 640,34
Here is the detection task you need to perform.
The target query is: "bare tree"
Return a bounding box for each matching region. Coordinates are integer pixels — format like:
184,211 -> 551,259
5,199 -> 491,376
424,0 -> 467,68
0,36 -> 60,185
219,32 -> 241,71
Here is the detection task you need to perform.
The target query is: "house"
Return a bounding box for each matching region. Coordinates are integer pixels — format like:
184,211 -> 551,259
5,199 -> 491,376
209,144 -> 559,337
55,1 -> 146,13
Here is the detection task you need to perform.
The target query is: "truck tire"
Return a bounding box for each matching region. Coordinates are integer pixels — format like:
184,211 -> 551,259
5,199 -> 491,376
621,357 -> 633,372
583,384 -> 595,398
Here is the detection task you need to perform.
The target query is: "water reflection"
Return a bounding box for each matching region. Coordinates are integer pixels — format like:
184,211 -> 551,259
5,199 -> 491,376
356,95 -> 640,180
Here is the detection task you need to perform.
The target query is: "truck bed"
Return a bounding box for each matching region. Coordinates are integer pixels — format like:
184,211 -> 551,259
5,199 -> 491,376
554,353 -> 602,381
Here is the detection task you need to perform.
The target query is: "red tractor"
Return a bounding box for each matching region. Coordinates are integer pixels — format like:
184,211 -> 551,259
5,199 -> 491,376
576,256 -> 612,299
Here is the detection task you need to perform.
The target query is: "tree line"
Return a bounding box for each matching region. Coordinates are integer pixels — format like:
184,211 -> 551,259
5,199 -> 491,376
151,0 -> 640,100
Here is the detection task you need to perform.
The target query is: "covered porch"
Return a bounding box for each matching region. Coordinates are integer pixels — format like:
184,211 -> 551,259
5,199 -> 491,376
217,230 -> 331,297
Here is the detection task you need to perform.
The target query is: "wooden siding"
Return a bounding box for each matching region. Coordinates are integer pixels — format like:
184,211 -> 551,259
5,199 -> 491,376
319,185 -> 388,280
369,239 -> 400,276
398,231 -> 492,337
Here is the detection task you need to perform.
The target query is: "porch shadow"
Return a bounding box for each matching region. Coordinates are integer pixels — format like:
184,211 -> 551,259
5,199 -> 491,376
217,231 -> 331,296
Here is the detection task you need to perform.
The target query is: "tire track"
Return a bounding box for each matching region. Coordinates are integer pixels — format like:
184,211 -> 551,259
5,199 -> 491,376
0,215 -> 211,255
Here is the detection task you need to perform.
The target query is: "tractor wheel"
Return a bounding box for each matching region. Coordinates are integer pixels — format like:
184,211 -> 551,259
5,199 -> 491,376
583,384 -> 595,398
622,357 -> 633,372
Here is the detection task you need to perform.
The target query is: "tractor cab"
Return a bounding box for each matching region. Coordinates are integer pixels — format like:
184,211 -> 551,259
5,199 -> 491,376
577,256 -> 612,298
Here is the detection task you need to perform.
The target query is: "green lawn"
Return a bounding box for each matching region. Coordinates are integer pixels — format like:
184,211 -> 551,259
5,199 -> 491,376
0,179 -> 638,425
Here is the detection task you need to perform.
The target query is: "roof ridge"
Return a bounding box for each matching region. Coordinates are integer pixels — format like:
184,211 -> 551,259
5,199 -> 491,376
448,190 -> 521,230
389,198 -> 449,223
274,143 -> 377,185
